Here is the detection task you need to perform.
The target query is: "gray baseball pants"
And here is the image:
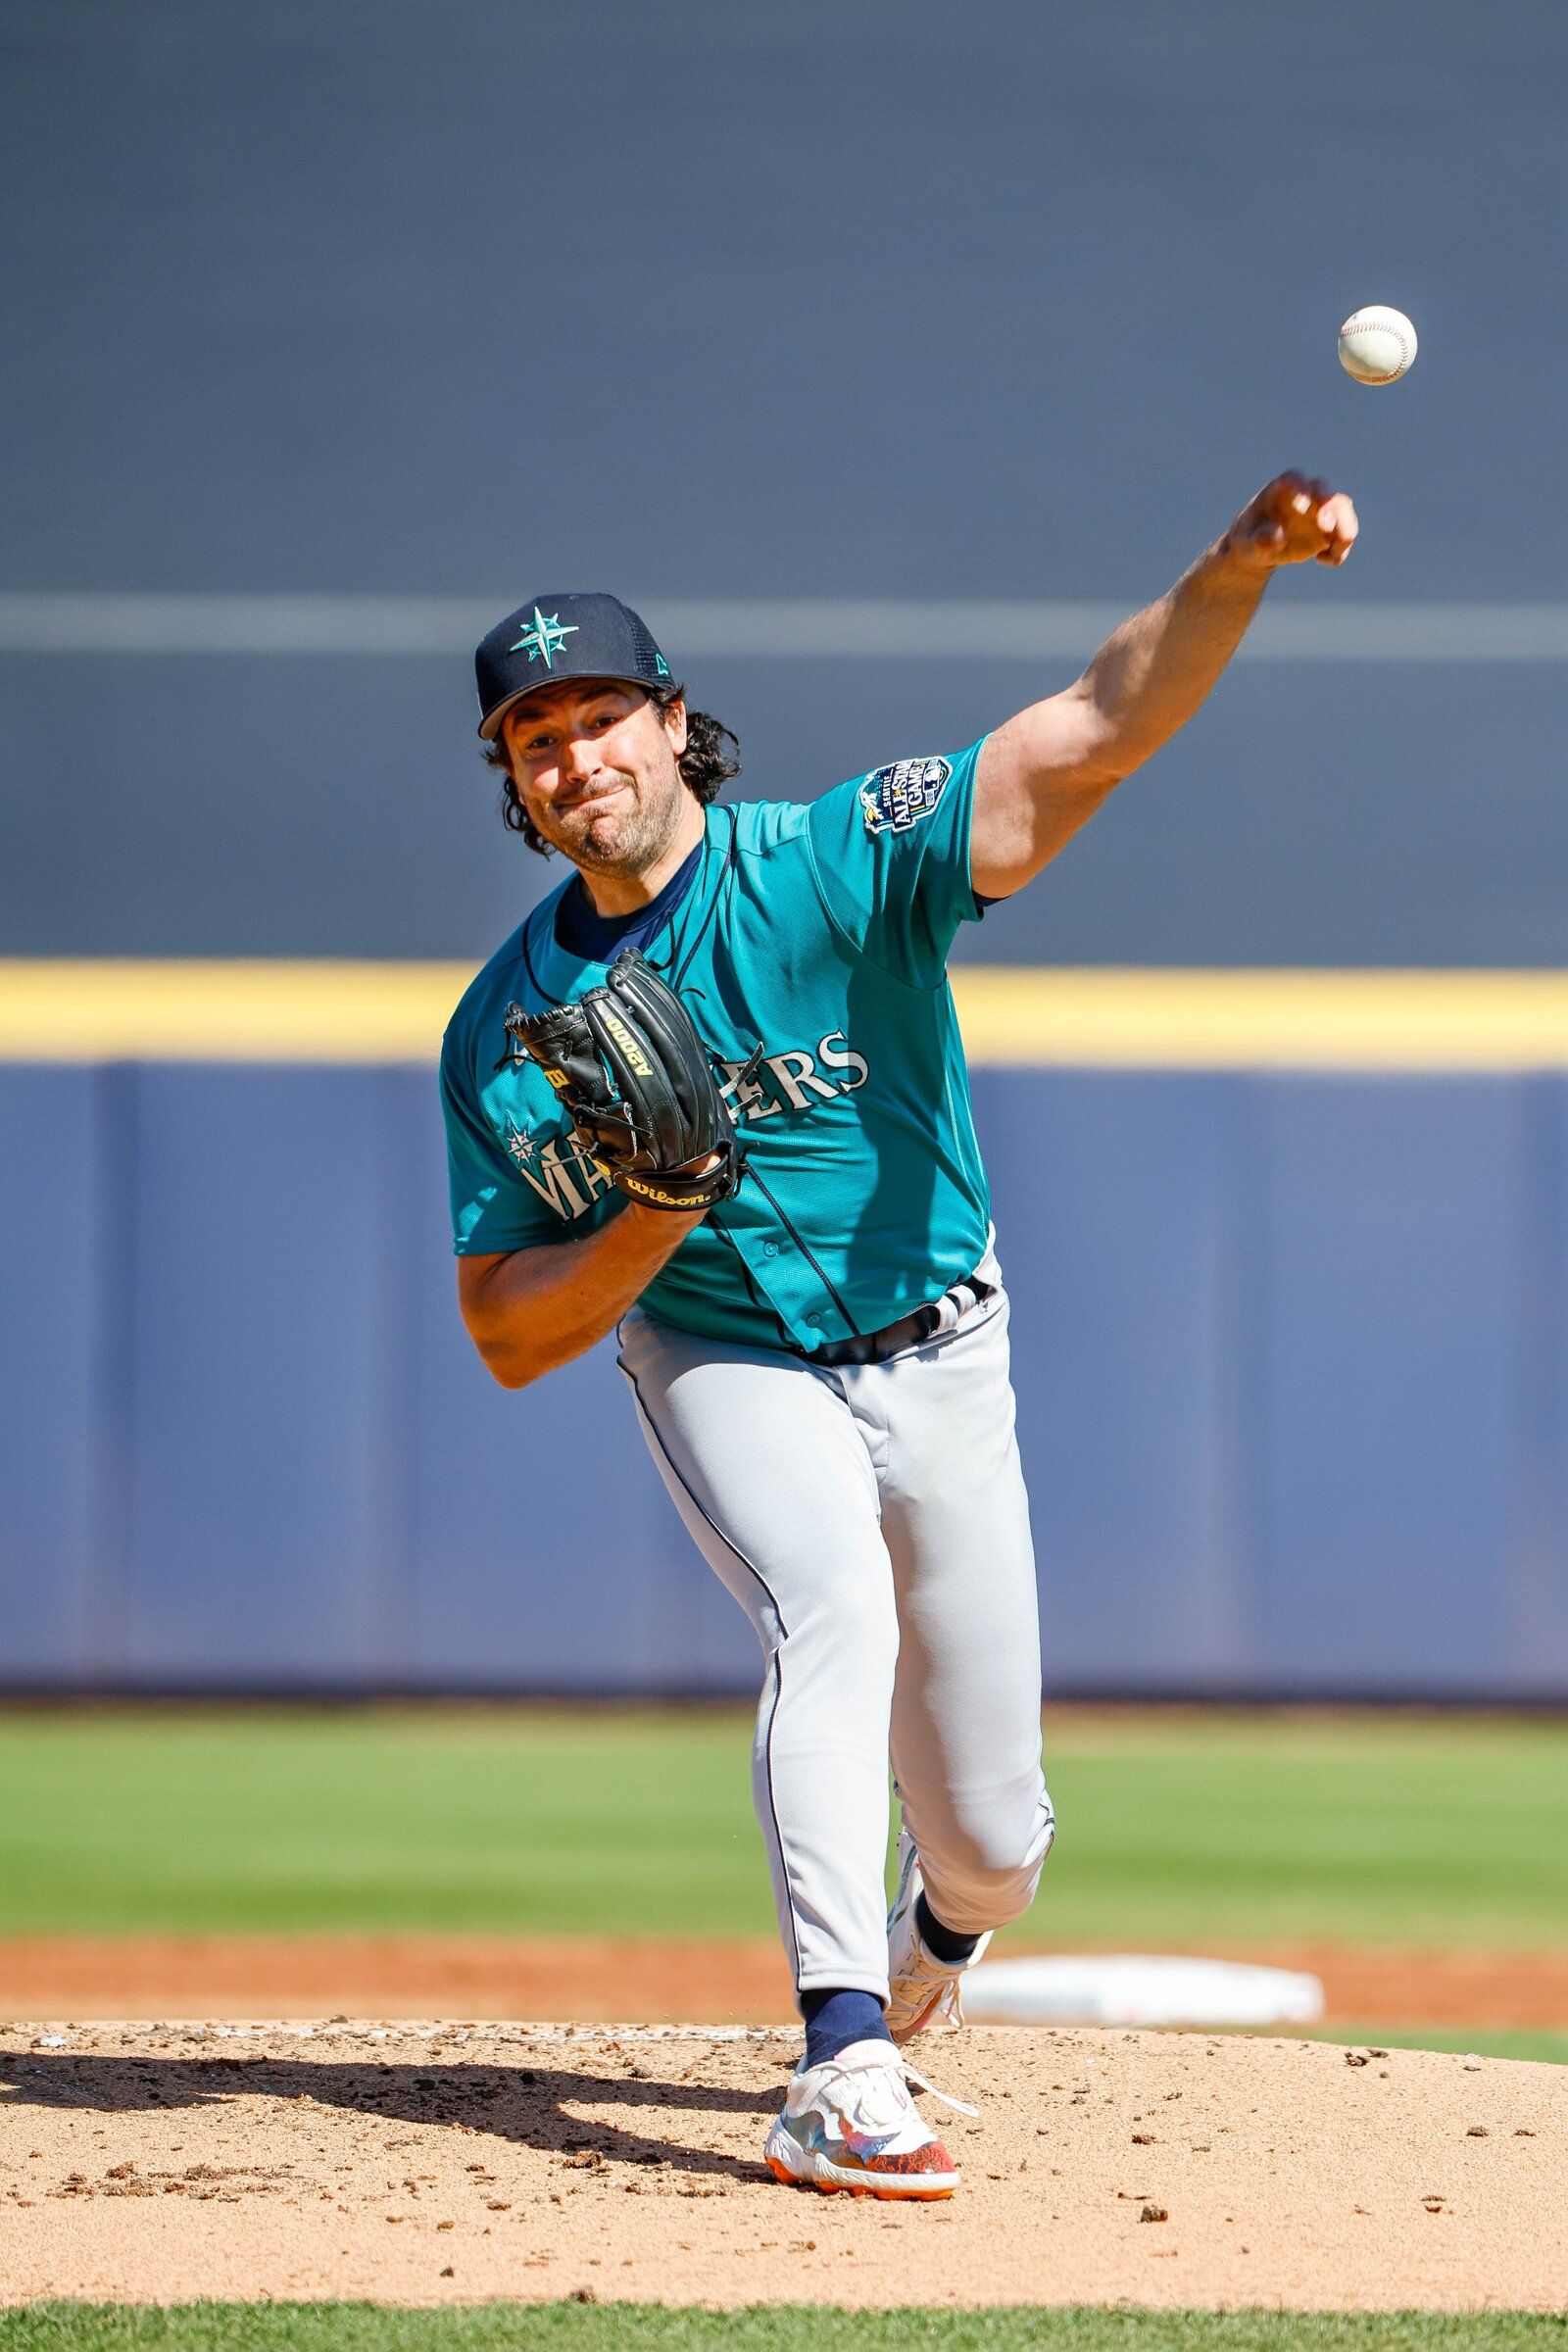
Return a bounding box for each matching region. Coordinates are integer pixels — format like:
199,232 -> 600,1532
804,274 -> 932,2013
616,1269 -> 1054,2001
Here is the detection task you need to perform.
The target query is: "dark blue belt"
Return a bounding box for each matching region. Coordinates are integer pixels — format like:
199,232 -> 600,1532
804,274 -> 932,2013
806,1273 -> 996,1368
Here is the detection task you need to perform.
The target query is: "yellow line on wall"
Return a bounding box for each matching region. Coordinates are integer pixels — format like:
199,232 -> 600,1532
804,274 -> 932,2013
954,967 -> 1568,1069
3,961 -> 1568,1069
0,962 -> 474,1064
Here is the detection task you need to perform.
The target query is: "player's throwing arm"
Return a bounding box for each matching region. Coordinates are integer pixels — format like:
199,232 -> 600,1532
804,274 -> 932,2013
970,472 -> 1357,896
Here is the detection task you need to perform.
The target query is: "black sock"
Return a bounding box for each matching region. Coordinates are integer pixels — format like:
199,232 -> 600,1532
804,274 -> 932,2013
801,1986 -> 891,2068
915,1889 -> 982,1965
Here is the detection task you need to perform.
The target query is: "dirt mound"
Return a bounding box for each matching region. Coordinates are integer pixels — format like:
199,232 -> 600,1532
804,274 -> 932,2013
2,2022 -> 1564,2310
5,1936 -> 1568,2031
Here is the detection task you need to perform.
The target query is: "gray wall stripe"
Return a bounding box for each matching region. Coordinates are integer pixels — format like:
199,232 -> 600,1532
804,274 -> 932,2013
1,594 -> 1563,662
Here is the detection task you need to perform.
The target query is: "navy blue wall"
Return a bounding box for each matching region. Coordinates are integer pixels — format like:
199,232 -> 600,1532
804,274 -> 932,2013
5,1060 -> 1567,1699
2,2 -> 1564,963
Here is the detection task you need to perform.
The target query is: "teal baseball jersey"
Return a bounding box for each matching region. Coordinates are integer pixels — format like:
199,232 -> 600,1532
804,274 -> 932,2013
440,738 -> 994,1353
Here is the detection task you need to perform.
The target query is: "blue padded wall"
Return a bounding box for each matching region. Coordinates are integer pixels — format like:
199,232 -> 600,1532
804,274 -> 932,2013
1242,1077 -> 1524,1695
3,1061 -> 1567,1699
0,1067 -> 105,1674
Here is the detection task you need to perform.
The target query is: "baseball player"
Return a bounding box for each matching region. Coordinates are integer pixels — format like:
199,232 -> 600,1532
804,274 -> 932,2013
442,475 -> 1357,2198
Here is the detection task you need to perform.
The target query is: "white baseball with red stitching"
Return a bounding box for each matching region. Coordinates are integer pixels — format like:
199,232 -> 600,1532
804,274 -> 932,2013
1338,305 -> 1418,385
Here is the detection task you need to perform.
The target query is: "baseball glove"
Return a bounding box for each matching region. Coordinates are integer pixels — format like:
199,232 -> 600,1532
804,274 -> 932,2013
503,949 -> 741,1212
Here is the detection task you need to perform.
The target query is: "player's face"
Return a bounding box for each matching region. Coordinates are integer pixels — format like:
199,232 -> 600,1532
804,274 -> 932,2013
501,682 -> 691,875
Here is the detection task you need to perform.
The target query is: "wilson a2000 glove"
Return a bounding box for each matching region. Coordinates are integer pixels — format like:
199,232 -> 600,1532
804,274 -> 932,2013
503,948 -> 741,1212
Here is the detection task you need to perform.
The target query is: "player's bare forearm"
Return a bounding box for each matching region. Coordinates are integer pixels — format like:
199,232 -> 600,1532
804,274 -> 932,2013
969,472 -> 1358,899
458,1198 -> 708,1389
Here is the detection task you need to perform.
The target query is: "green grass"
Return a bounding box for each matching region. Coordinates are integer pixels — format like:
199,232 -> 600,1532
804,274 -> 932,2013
3,2310 -> 1566,2352
1309,2026 -> 1568,2066
0,1709 -> 756,1936
1034,1711 -> 1568,1948
1,1705 -> 1565,1946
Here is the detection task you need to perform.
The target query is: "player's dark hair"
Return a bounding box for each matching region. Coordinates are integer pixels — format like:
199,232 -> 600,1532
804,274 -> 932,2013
484,684 -> 741,856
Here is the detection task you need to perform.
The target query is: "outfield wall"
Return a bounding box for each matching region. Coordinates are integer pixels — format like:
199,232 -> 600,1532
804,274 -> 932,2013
4,4 -> 1565,968
4,967 -> 1568,1701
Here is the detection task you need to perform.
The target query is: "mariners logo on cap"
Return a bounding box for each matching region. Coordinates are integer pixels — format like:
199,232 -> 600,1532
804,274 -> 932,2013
510,608 -> 580,669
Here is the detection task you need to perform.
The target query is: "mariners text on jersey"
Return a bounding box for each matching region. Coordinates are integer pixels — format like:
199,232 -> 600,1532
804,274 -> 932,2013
440,739 -> 993,1355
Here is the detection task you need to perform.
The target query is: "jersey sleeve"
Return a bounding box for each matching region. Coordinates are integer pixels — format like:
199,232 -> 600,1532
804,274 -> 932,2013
440,1024 -> 558,1256
804,737 -> 988,987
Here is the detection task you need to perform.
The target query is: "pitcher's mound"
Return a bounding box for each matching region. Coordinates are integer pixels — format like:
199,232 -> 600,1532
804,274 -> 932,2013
2,2021 -> 1563,2310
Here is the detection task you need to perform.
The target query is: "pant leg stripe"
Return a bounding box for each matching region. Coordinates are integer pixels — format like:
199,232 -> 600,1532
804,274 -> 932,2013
617,1354 -> 805,1989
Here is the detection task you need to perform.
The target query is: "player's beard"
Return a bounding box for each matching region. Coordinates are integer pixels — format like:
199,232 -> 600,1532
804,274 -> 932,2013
542,763 -> 689,878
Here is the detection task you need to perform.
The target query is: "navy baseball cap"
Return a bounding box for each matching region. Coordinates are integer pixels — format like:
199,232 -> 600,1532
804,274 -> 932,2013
475,592 -> 674,741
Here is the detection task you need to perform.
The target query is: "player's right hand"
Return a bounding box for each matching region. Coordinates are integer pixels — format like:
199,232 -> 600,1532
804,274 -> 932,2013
1219,472 -> 1359,571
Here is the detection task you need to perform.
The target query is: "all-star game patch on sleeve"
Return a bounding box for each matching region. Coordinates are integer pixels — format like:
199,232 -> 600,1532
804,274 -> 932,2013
440,1019 -> 565,1257
804,737 -> 988,987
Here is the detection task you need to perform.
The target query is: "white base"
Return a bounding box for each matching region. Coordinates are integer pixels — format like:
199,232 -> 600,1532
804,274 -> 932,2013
962,1953 -> 1325,2029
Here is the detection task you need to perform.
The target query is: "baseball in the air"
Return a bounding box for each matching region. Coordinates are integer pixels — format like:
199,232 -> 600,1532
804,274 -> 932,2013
1338,305 -> 1418,385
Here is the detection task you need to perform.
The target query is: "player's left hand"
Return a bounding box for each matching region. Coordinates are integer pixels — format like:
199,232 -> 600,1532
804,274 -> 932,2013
1219,472 -> 1359,570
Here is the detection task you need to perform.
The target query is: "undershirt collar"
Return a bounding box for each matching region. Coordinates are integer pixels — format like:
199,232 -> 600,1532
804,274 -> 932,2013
553,839 -> 704,964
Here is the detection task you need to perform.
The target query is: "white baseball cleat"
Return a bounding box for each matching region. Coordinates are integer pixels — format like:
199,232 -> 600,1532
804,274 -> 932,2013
885,1829 -> 992,2042
763,2036 -> 974,2199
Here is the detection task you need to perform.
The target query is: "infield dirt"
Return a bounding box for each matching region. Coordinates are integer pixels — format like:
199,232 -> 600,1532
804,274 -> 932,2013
4,1937 -> 1568,2031
2,2023 -> 1564,2311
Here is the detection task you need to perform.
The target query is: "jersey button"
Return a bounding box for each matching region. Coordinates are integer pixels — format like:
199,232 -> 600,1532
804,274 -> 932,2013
762,1241 -> 779,1259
